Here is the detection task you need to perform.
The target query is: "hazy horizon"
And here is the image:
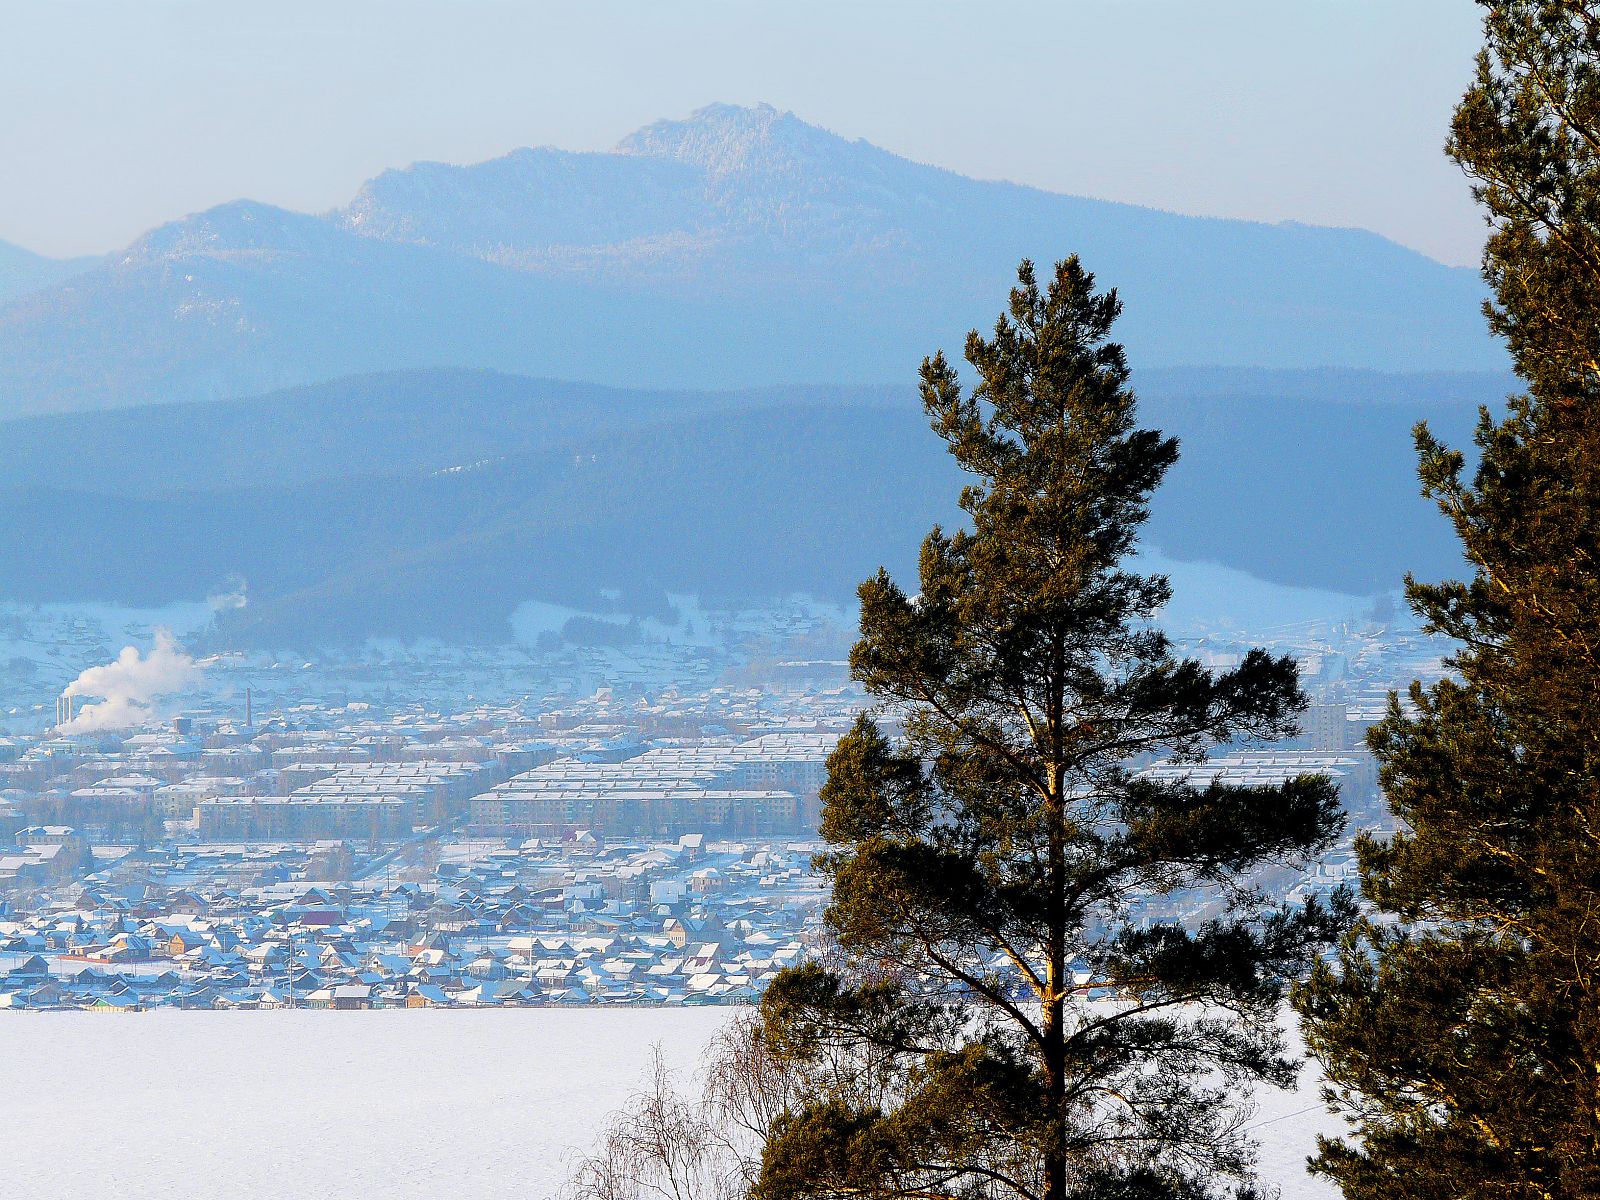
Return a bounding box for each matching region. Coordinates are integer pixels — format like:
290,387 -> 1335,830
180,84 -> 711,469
2,0 -> 1485,266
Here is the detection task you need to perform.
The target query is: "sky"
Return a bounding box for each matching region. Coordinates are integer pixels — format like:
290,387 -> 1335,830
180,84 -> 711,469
0,0 -> 1487,265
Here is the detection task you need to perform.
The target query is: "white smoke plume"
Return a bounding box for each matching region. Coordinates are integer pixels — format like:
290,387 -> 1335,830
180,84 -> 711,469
59,630 -> 204,733
208,575 -> 248,613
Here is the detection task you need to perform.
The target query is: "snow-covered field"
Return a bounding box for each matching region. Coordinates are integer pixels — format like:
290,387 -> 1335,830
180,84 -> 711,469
0,1009 -> 1339,1199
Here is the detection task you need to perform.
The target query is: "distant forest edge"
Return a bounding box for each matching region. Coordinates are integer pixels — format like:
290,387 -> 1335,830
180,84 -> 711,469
0,366 -> 1508,646
0,105 -> 1501,417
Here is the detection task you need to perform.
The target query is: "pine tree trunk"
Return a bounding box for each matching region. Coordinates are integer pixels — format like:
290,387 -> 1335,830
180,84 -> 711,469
1043,756 -> 1067,1200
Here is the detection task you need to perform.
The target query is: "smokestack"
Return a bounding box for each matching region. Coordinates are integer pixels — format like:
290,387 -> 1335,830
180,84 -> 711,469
246,687 -> 252,727
55,630 -> 203,732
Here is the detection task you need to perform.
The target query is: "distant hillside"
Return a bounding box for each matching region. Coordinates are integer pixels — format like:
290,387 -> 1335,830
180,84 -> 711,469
0,366 -> 1505,646
0,369 -> 901,495
0,240 -> 99,306
0,104 -> 1501,417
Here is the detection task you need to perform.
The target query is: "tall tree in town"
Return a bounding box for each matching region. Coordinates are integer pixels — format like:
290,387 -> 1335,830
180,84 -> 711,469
1294,4 -> 1600,1197
751,258 -> 1347,1200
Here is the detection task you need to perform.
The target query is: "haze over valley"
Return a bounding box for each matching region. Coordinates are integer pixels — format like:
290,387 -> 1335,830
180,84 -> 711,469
0,103 -> 1507,645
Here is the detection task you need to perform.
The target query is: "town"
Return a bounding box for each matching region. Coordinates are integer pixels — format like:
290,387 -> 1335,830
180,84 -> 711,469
0,596 -> 1440,1011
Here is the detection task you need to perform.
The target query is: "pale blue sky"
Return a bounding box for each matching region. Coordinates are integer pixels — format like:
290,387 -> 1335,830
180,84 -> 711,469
1,0 -> 1485,264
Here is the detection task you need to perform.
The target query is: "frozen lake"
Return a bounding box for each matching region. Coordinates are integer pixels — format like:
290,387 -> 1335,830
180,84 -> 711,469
0,1009 -> 1338,1199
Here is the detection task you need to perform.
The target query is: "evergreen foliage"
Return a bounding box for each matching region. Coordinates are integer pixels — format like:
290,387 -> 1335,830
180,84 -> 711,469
754,259 -> 1347,1200
1293,4 -> 1600,1196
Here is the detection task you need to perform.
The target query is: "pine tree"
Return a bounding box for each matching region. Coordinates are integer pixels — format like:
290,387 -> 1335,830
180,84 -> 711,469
1293,4 -> 1600,1197
754,259 -> 1347,1200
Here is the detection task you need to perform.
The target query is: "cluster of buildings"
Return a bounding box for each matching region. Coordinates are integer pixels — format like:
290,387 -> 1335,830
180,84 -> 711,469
0,834 -> 825,1010
0,600 -> 1462,1012
0,644 -> 854,1009
197,760 -> 507,840
471,732 -> 831,838
0,679 -> 848,852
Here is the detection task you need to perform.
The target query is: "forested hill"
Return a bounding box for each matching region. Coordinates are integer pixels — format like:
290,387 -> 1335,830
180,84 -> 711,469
0,104 -> 1499,417
0,366 -> 1507,646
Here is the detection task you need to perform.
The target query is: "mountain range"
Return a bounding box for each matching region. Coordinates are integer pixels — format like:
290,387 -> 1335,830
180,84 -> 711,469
0,365 -> 1504,646
0,104 -> 1513,644
0,103 -> 1501,418
0,240 -> 101,308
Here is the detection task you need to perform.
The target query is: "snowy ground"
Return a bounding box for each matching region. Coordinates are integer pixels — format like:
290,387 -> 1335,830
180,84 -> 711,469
1139,549 -> 1377,636
0,1009 -> 1339,1200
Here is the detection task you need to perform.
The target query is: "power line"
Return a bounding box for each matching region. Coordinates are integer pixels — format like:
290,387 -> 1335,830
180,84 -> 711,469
1244,1102 -> 1327,1132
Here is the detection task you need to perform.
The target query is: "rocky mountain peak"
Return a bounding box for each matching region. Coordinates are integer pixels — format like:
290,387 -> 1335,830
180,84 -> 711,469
616,102 -> 878,179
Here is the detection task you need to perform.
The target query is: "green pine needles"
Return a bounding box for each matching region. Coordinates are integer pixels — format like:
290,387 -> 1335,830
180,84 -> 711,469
752,259 -> 1348,1200
1293,4 -> 1600,1198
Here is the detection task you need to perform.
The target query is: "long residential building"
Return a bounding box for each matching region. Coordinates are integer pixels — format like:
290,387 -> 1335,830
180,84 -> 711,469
470,733 -> 835,838
197,795 -> 413,841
